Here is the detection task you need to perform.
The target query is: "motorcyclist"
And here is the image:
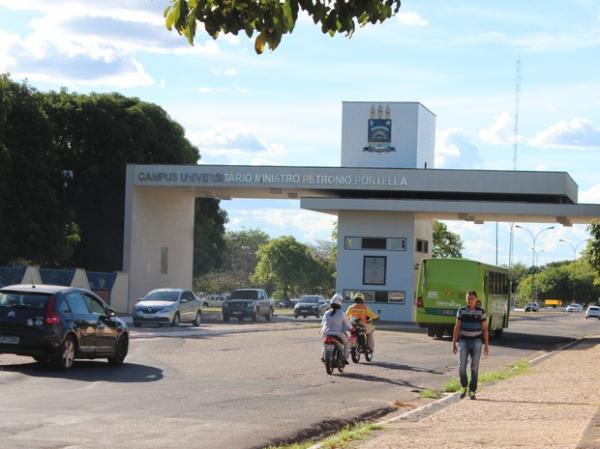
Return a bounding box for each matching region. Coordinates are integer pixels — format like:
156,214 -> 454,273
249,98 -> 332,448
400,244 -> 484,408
345,292 -> 378,352
320,293 -> 352,364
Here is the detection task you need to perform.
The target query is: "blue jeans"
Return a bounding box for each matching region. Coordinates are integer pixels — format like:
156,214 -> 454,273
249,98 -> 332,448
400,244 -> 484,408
458,338 -> 482,392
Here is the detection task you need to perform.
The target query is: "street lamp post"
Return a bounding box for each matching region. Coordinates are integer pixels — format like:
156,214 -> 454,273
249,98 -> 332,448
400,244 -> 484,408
558,238 -> 589,303
516,225 -> 554,303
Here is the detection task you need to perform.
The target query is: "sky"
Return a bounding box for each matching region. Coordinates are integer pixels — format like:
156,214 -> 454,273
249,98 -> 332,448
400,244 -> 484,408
2,0 -> 600,268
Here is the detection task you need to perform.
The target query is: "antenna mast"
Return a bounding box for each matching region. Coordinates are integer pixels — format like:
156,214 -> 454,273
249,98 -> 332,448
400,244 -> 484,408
509,58 -> 521,276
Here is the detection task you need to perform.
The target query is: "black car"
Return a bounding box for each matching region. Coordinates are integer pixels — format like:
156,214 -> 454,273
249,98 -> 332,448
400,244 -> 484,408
0,284 -> 129,370
294,295 -> 329,318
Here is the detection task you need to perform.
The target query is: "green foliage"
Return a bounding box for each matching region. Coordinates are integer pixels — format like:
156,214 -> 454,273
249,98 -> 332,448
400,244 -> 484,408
193,198 -> 227,276
516,259 -> 600,305
164,0 -> 402,54
419,389 -> 441,399
0,75 -> 76,265
193,270 -> 249,294
0,73 -> 227,273
587,221 -> 600,276
252,235 -> 315,298
432,221 -> 463,258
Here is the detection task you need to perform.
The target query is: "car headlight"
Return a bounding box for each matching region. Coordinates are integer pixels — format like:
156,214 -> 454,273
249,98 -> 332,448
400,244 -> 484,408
246,302 -> 254,308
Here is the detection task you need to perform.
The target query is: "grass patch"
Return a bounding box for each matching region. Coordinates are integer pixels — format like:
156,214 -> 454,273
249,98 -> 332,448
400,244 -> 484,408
444,359 -> 530,393
321,423 -> 383,449
263,442 -> 315,449
419,389 -> 441,399
262,423 -> 382,449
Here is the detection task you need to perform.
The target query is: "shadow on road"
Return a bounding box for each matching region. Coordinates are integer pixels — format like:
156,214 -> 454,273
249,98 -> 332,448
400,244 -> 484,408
341,371 -> 423,388
0,360 -> 164,382
367,360 -> 445,375
491,332 -> 573,351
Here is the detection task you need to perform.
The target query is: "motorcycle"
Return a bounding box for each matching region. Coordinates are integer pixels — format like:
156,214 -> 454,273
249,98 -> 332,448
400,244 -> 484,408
322,335 -> 346,375
349,311 -> 380,363
349,318 -> 372,363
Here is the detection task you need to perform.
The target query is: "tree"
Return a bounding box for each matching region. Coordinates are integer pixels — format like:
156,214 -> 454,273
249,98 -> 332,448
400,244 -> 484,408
0,75 -> 78,266
193,198 -> 228,276
252,235 -> 314,298
432,221 -> 463,259
223,228 -> 270,273
587,221 -> 600,276
164,0 -> 402,54
1,74 -> 228,273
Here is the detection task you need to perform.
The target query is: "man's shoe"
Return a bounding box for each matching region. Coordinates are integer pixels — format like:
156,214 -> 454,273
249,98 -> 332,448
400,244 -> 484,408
468,391 -> 476,400
343,359 -> 350,365
459,388 -> 467,399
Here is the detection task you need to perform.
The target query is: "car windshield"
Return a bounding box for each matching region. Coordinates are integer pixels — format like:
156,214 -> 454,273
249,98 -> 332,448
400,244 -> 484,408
300,296 -> 320,303
230,290 -> 258,300
144,290 -> 179,301
0,292 -> 51,309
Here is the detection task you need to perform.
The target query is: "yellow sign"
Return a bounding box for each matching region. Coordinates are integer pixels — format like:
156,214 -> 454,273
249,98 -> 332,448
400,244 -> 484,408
545,299 -> 562,306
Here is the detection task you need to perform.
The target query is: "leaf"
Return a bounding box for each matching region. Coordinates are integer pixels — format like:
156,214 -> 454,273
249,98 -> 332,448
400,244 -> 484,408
254,32 -> 266,54
283,0 -> 295,31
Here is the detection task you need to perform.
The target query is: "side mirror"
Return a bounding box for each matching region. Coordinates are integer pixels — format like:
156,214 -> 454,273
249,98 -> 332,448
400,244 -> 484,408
106,307 -> 117,317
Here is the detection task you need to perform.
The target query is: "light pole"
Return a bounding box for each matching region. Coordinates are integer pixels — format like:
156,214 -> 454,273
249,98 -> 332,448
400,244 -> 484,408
558,238 -> 589,303
516,225 -> 554,303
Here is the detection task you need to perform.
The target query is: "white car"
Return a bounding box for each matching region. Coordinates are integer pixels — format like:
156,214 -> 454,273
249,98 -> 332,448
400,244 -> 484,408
585,306 -> 600,319
566,303 -> 584,313
204,294 -> 227,307
133,288 -> 203,327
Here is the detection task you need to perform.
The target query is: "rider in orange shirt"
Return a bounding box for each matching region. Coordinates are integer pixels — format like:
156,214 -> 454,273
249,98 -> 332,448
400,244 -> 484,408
345,292 -> 378,351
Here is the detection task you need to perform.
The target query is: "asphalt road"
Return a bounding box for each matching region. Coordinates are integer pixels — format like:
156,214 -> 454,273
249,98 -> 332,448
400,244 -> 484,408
1,311 -> 598,449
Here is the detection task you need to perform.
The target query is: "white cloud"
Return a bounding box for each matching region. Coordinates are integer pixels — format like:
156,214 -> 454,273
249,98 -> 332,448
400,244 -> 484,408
435,129 -> 483,169
529,118 -> 600,149
227,208 -> 336,243
190,129 -> 286,164
0,2 -> 220,87
580,185 -> 600,204
479,111 -> 519,145
396,12 -> 428,27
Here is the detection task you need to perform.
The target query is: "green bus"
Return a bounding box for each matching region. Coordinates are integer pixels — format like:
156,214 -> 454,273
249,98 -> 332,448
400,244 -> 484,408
415,258 -> 511,339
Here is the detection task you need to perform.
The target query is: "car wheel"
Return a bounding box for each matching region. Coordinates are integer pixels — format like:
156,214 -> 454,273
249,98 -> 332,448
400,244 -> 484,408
223,314 -> 230,322
203,302 -> 209,307
266,308 -> 273,321
171,312 -> 180,327
303,315 -> 307,318
192,311 -> 202,327
316,312 -> 321,319
53,335 -> 76,370
294,314 -> 299,318
108,335 -> 128,366
252,310 -> 258,321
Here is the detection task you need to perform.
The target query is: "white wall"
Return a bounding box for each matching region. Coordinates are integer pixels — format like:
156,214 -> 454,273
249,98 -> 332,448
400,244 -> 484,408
341,102 -> 435,169
124,185 -> 195,311
336,211 -> 417,322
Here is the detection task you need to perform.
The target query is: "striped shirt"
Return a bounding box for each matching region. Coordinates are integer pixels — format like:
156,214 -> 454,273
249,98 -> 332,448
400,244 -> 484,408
456,305 -> 486,339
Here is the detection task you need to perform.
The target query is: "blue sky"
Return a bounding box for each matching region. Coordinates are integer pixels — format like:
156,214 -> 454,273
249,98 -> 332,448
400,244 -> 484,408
2,0 -> 600,268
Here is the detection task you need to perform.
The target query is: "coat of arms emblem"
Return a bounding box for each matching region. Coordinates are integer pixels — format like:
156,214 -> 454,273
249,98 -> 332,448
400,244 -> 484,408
364,104 -> 395,153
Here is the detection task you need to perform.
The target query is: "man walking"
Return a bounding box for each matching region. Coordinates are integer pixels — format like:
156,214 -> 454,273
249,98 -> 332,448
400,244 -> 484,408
452,290 -> 489,400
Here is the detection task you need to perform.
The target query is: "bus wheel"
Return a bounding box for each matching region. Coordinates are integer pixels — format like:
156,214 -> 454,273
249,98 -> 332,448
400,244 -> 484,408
427,328 -> 435,337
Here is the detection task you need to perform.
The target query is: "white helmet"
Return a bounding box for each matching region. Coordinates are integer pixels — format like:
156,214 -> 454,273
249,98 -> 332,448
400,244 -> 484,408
330,293 -> 343,307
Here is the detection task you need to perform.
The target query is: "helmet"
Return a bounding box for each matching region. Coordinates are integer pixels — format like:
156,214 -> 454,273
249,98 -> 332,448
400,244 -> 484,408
354,292 -> 365,303
330,294 -> 343,307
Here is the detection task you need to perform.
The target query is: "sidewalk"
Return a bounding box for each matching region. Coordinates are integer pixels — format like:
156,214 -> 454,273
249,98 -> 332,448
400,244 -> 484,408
352,336 -> 600,449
